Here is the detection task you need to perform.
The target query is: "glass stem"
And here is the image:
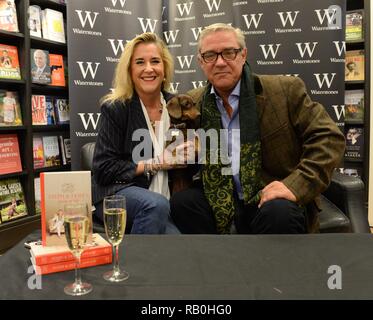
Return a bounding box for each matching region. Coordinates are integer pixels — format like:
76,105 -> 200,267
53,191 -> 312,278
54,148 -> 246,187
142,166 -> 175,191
75,254 -> 82,286
113,244 -> 120,274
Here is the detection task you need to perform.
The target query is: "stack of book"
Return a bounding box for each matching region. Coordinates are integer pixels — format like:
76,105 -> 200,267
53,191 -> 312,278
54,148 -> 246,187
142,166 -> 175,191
29,233 -> 112,275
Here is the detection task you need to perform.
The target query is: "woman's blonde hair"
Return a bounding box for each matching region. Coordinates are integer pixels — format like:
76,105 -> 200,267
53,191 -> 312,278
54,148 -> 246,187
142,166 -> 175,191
101,32 -> 174,104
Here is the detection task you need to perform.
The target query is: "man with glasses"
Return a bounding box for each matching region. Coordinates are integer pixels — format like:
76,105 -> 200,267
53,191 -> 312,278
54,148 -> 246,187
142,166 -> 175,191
170,23 -> 345,235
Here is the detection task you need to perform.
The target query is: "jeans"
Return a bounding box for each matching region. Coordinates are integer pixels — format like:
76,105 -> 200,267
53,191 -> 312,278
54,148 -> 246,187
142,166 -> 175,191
95,186 -> 180,234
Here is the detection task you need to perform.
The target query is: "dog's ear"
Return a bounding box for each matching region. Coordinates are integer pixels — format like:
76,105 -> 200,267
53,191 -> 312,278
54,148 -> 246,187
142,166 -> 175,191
166,96 -> 182,119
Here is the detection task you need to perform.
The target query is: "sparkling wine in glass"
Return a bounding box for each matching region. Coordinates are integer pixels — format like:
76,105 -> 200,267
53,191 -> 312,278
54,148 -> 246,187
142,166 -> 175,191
63,203 -> 92,296
103,195 -> 129,282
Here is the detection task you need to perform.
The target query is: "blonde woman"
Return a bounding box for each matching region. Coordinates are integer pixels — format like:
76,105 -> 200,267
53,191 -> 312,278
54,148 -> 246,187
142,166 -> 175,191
92,33 -> 186,234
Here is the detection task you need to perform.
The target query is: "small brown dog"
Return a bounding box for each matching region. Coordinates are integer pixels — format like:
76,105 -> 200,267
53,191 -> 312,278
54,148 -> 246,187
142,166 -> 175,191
166,94 -> 200,194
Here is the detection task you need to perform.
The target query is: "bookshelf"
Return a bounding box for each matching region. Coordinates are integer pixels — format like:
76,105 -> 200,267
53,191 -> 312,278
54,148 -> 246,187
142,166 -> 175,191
344,0 -> 370,210
0,0 -> 68,253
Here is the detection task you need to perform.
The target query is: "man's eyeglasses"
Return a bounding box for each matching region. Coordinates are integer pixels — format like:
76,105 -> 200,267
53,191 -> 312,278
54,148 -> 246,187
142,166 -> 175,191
200,48 -> 243,63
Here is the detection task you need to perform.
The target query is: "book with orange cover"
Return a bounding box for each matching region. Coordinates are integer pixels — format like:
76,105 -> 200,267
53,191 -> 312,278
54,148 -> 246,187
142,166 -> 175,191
49,53 -> 65,86
0,134 -> 22,175
31,254 -> 112,275
0,0 -> 19,32
0,43 -> 21,80
29,233 -> 111,265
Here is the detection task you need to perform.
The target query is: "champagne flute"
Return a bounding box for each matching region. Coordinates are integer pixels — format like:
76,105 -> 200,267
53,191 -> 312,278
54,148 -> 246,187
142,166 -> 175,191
63,203 -> 92,296
103,195 -> 129,282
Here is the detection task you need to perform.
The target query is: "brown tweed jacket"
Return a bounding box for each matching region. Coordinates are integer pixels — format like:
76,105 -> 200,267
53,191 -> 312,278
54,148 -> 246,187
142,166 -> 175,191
187,74 -> 346,233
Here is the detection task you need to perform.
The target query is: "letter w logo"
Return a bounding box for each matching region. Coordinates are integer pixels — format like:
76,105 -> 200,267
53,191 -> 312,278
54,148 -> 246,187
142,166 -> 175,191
260,44 -> 281,59
163,30 -> 179,44
191,27 -> 203,41
75,10 -> 99,29
78,113 -> 101,130
177,55 -> 194,69
205,0 -> 221,12
176,2 -> 193,16
332,105 -> 345,121
137,18 -> 158,33
314,8 -> 337,25
111,0 -> 126,7
278,11 -> 299,27
108,39 -> 125,56
242,13 -> 263,29
77,62 -> 100,79
296,42 -> 318,58
314,73 -> 336,89
333,41 -> 345,57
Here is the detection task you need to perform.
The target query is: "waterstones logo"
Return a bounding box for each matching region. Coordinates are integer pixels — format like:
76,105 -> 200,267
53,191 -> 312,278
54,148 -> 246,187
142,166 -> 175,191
293,42 -> 320,64
242,13 -> 265,35
257,44 -> 283,65
191,80 -> 207,89
175,55 -> 196,74
107,39 -> 126,63
203,0 -> 225,18
311,73 -> 338,95
138,17 -> 158,33
175,2 -> 195,21
73,10 -> 102,36
275,11 -> 302,33
312,6 -> 342,31
74,62 -> 103,86
331,41 -> 345,63
163,30 -> 181,48
76,113 -> 101,136
169,82 -> 180,93
104,0 -> 132,15
190,27 -> 203,46
332,105 -> 345,125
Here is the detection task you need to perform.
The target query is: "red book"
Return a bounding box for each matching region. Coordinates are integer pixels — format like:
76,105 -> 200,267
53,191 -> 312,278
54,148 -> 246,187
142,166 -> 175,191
31,254 -> 112,275
0,43 -> 21,79
31,95 -> 47,125
0,134 -> 22,174
29,233 -> 111,265
49,53 -> 65,86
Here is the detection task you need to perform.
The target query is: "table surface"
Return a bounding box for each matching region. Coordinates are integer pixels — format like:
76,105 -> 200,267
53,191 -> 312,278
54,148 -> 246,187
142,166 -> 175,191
1,231 -> 373,300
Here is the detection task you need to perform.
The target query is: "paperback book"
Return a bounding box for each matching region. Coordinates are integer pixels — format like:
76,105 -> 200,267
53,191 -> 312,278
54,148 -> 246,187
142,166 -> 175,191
42,135 -> 61,167
54,98 -> 69,124
345,89 -> 364,122
0,0 -> 19,32
345,127 -> 364,160
31,95 -> 47,125
0,90 -> 22,126
0,43 -> 21,80
34,177 -> 41,215
0,178 -> 27,222
41,9 -> 65,43
345,50 -> 364,81
32,135 -> 44,169
31,48 -> 51,84
49,54 -> 65,86
28,5 -> 42,38
0,134 -> 22,175
346,11 -> 363,42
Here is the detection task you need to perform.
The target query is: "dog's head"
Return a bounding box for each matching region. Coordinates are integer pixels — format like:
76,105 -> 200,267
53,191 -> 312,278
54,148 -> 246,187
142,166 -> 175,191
166,94 -> 200,128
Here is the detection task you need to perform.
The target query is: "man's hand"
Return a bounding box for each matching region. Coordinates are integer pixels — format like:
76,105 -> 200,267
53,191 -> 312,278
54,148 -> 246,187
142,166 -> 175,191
258,181 -> 297,208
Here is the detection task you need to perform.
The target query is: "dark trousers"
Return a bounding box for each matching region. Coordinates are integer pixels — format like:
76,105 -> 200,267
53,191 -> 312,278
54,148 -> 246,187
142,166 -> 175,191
170,185 -> 307,234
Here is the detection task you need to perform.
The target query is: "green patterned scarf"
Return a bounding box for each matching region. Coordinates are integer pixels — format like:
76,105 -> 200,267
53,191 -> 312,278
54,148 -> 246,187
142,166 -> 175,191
201,63 -> 263,234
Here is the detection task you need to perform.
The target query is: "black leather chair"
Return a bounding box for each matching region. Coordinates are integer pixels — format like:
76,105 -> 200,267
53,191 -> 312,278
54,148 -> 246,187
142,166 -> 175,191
81,142 -> 370,233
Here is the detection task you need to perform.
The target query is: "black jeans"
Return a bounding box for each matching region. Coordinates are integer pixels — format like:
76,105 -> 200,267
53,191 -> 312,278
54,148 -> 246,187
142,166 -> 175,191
170,185 -> 306,234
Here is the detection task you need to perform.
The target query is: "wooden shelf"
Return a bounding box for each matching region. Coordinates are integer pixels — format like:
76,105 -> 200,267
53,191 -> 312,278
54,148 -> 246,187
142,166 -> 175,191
30,36 -> 67,54
32,124 -> 69,132
34,164 -> 71,174
0,170 -> 27,180
0,125 -> 27,132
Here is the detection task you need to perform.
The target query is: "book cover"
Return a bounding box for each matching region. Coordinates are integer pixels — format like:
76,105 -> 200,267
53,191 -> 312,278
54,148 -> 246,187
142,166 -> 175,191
49,54 -> 65,86
33,135 -> 44,169
31,48 -> 51,84
58,135 -> 66,165
0,90 -> 22,126
345,50 -> 364,81
345,89 -> 364,122
30,233 -> 111,265
0,43 -> 21,80
54,98 -> 69,124
42,135 -> 61,167
345,127 -> 364,160
40,171 -> 93,246
34,177 -> 41,215
31,254 -> 112,275
0,0 -> 19,32
43,9 -> 65,43
45,96 -> 55,125
31,95 -> 47,125
0,134 -> 22,175
28,5 -> 42,38
346,11 -> 363,42
63,138 -> 71,163
337,167 -> 362,179
0,178 -> 27,222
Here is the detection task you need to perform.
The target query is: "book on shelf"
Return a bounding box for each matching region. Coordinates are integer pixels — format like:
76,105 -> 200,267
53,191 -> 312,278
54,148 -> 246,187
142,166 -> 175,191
345,89 -> 364,122
346,10 -> 363,42
42,135 -> 61,167
31,253 -> 112,275
33,135 -> 44,169
54,98 -> 69,124
34,177 -> 41,215
31,48 -> 51,84
0,90 -> 22,126
45,96 -> 56,125
0,0 -> 19,32
29,233 -> 111,265
336,167 -> 362,179
345,50 -> 364,82
63,137 -> 71,164
345,126 -> 364,160
31,95 -> 47,125
40,171 -> 93,246
0,178 -> 27,223
0,134 -> 22,175
49,54 -> 65,87
0,43 -> 21,80
41,8 -> 65,43
28,5 -> 42,38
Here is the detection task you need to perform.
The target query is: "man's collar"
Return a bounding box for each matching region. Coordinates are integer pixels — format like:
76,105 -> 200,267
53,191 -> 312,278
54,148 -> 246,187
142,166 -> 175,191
210,80 -> 241,99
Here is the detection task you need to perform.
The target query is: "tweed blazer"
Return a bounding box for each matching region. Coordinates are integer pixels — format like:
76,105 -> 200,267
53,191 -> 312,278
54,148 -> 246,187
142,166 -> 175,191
187,74 -> 345,232
92,91 -> 174,205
